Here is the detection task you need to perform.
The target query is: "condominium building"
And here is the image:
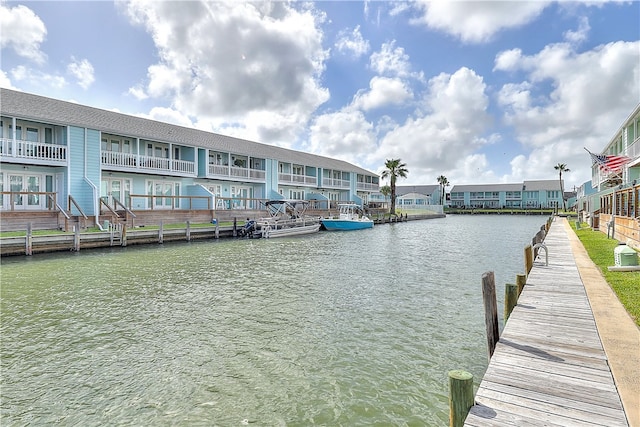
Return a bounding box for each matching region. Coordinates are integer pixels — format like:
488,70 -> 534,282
0,89 -> 379,230
579,103 -> 640,248
449,180 -> 563,209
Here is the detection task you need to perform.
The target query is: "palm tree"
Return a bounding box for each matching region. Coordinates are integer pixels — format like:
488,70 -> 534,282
380,159 -> 408,215
554,163 -> 570,211
437,175 -> 450,206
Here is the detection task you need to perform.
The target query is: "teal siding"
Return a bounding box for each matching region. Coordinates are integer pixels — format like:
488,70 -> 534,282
68,127 -> 100,215
185,184 -> 214,210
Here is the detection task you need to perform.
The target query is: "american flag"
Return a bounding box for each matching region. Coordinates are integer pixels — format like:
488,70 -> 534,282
585,148 -> 630,173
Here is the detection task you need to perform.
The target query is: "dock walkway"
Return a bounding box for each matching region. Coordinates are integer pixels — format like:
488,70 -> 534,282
464,218 -> 633,426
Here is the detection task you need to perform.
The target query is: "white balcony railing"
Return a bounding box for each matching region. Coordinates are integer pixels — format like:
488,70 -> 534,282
322,178 -> 350,188
101,151 -> 195,175
280,174 -> 317,185
357,182 -> 379,191
0,138 -> 67,163
208,164 -> 265,181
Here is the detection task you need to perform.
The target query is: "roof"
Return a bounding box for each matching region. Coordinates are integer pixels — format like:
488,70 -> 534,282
450,180 -> 562,193
451,183 -> 523,192
395,185 -> 440,196
0,88 -> 377,177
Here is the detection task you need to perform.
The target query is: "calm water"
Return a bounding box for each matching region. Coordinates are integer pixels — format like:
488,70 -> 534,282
1,215 -> 546,426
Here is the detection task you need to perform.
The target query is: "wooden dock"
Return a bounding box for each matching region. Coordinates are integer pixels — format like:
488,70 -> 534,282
464,219 -> 629,426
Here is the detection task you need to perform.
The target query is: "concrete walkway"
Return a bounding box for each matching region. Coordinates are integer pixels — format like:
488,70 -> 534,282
563,218 -> 640,426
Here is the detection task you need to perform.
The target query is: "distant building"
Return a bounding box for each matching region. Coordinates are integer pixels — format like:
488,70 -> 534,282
449,180 -> 563,209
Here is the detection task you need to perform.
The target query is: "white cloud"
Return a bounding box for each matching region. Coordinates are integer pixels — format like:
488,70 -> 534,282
0,70 -> 17,89
496,40 -> 640,187
10,65 -> 66,89
410,1 -> 551,44
370,67 -> 491,183
120,0 -> 330,144
67,57 -> 95,89
128,84 -> 148,100
351,76 -> 413,111
370,40 -> 413,78
0,4 -> 47,64
335,25 -> 370,58
564,16 -> 590,45
308,109 -> 378,166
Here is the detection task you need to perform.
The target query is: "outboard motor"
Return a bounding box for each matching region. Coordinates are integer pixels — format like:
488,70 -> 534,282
239,220 -> 256,238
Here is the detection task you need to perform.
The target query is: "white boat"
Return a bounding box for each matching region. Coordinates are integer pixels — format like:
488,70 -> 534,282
321,203 -> 374,231
248,199 -> 321,238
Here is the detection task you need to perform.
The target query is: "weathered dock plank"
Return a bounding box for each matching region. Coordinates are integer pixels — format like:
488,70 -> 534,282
464,218 -> 629,426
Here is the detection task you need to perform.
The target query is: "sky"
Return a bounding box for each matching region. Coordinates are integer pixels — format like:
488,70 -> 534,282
1,1 -> 639,190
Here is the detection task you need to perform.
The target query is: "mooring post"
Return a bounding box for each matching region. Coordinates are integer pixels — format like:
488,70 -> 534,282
74,226 -> 80,252
233,217 -> 237,237
121,225 -> 127,247
26,223 -> 33,256
448,369 -> 474,427
215,220 -> 219,239
482,271 -> 499,360
186,220 -> 191,242
516,273 -> 526,296
505,283 -> 518,322
524,244 -> 533,275
159,220 -> 164,244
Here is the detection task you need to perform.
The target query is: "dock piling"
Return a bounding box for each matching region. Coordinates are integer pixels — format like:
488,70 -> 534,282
516,273 -> 526,296
481,271 -> 499,360
26,223 -> 33,256
504,283 -> 518,321
524,244 -> 533,275
448,370 -> 474,427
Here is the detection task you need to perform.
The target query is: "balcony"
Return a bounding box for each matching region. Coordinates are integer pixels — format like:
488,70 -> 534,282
322,178 -> 350,189
357,182 -> 379,191
280,173 -> 318,186
102,151 -> 195,176
208,164 -> 266,181
0,138 -> 67,165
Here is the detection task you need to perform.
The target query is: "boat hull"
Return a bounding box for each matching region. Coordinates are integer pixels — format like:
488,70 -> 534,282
321,219 -> 374,231
258,223 -> 321,238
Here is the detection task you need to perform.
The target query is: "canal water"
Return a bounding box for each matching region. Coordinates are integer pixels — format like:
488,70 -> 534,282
1,215 -> 547,426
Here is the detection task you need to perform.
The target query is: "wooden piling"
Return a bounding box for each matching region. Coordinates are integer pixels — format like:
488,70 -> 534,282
26,223 -> 33,256
505,283 -> 518,322
516,273 -> 526,296
448,369 -> 474,427
186,220 -> 191,241
121,225 -> 127,247
524,244 -> 533,275
482,271 -> 499,360
215,221 -> 219,239
74,226 -> 80,252
159,221 -> 164,244
233,217 -> 237,237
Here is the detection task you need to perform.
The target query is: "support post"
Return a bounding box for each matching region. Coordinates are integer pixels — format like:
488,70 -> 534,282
215,221 -> 219,239
482,271 -> 499,360
121,225 -> 127,247
516,273 -> 526,296
505,283 -> 518,322
448,370 -> 474,427
524,244 -> 533,275
233,217 -> 237,237
74,226 -> 80,252
26,223 -> 33,256
186,220 -> 191,242
159,220 -> 164,244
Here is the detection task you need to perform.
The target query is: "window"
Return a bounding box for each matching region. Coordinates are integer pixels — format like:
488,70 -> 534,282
26,128 -> 38,142
290,190 -> 304,199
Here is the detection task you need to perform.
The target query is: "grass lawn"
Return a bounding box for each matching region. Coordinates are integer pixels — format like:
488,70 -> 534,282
572,222 -> 640,326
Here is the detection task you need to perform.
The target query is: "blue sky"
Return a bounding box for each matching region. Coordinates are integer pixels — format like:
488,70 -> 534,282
1,1 -> 639,190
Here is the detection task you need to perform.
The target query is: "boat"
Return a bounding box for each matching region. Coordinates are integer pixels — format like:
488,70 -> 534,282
244,199 -> 321,238
321,203 -> 374,231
